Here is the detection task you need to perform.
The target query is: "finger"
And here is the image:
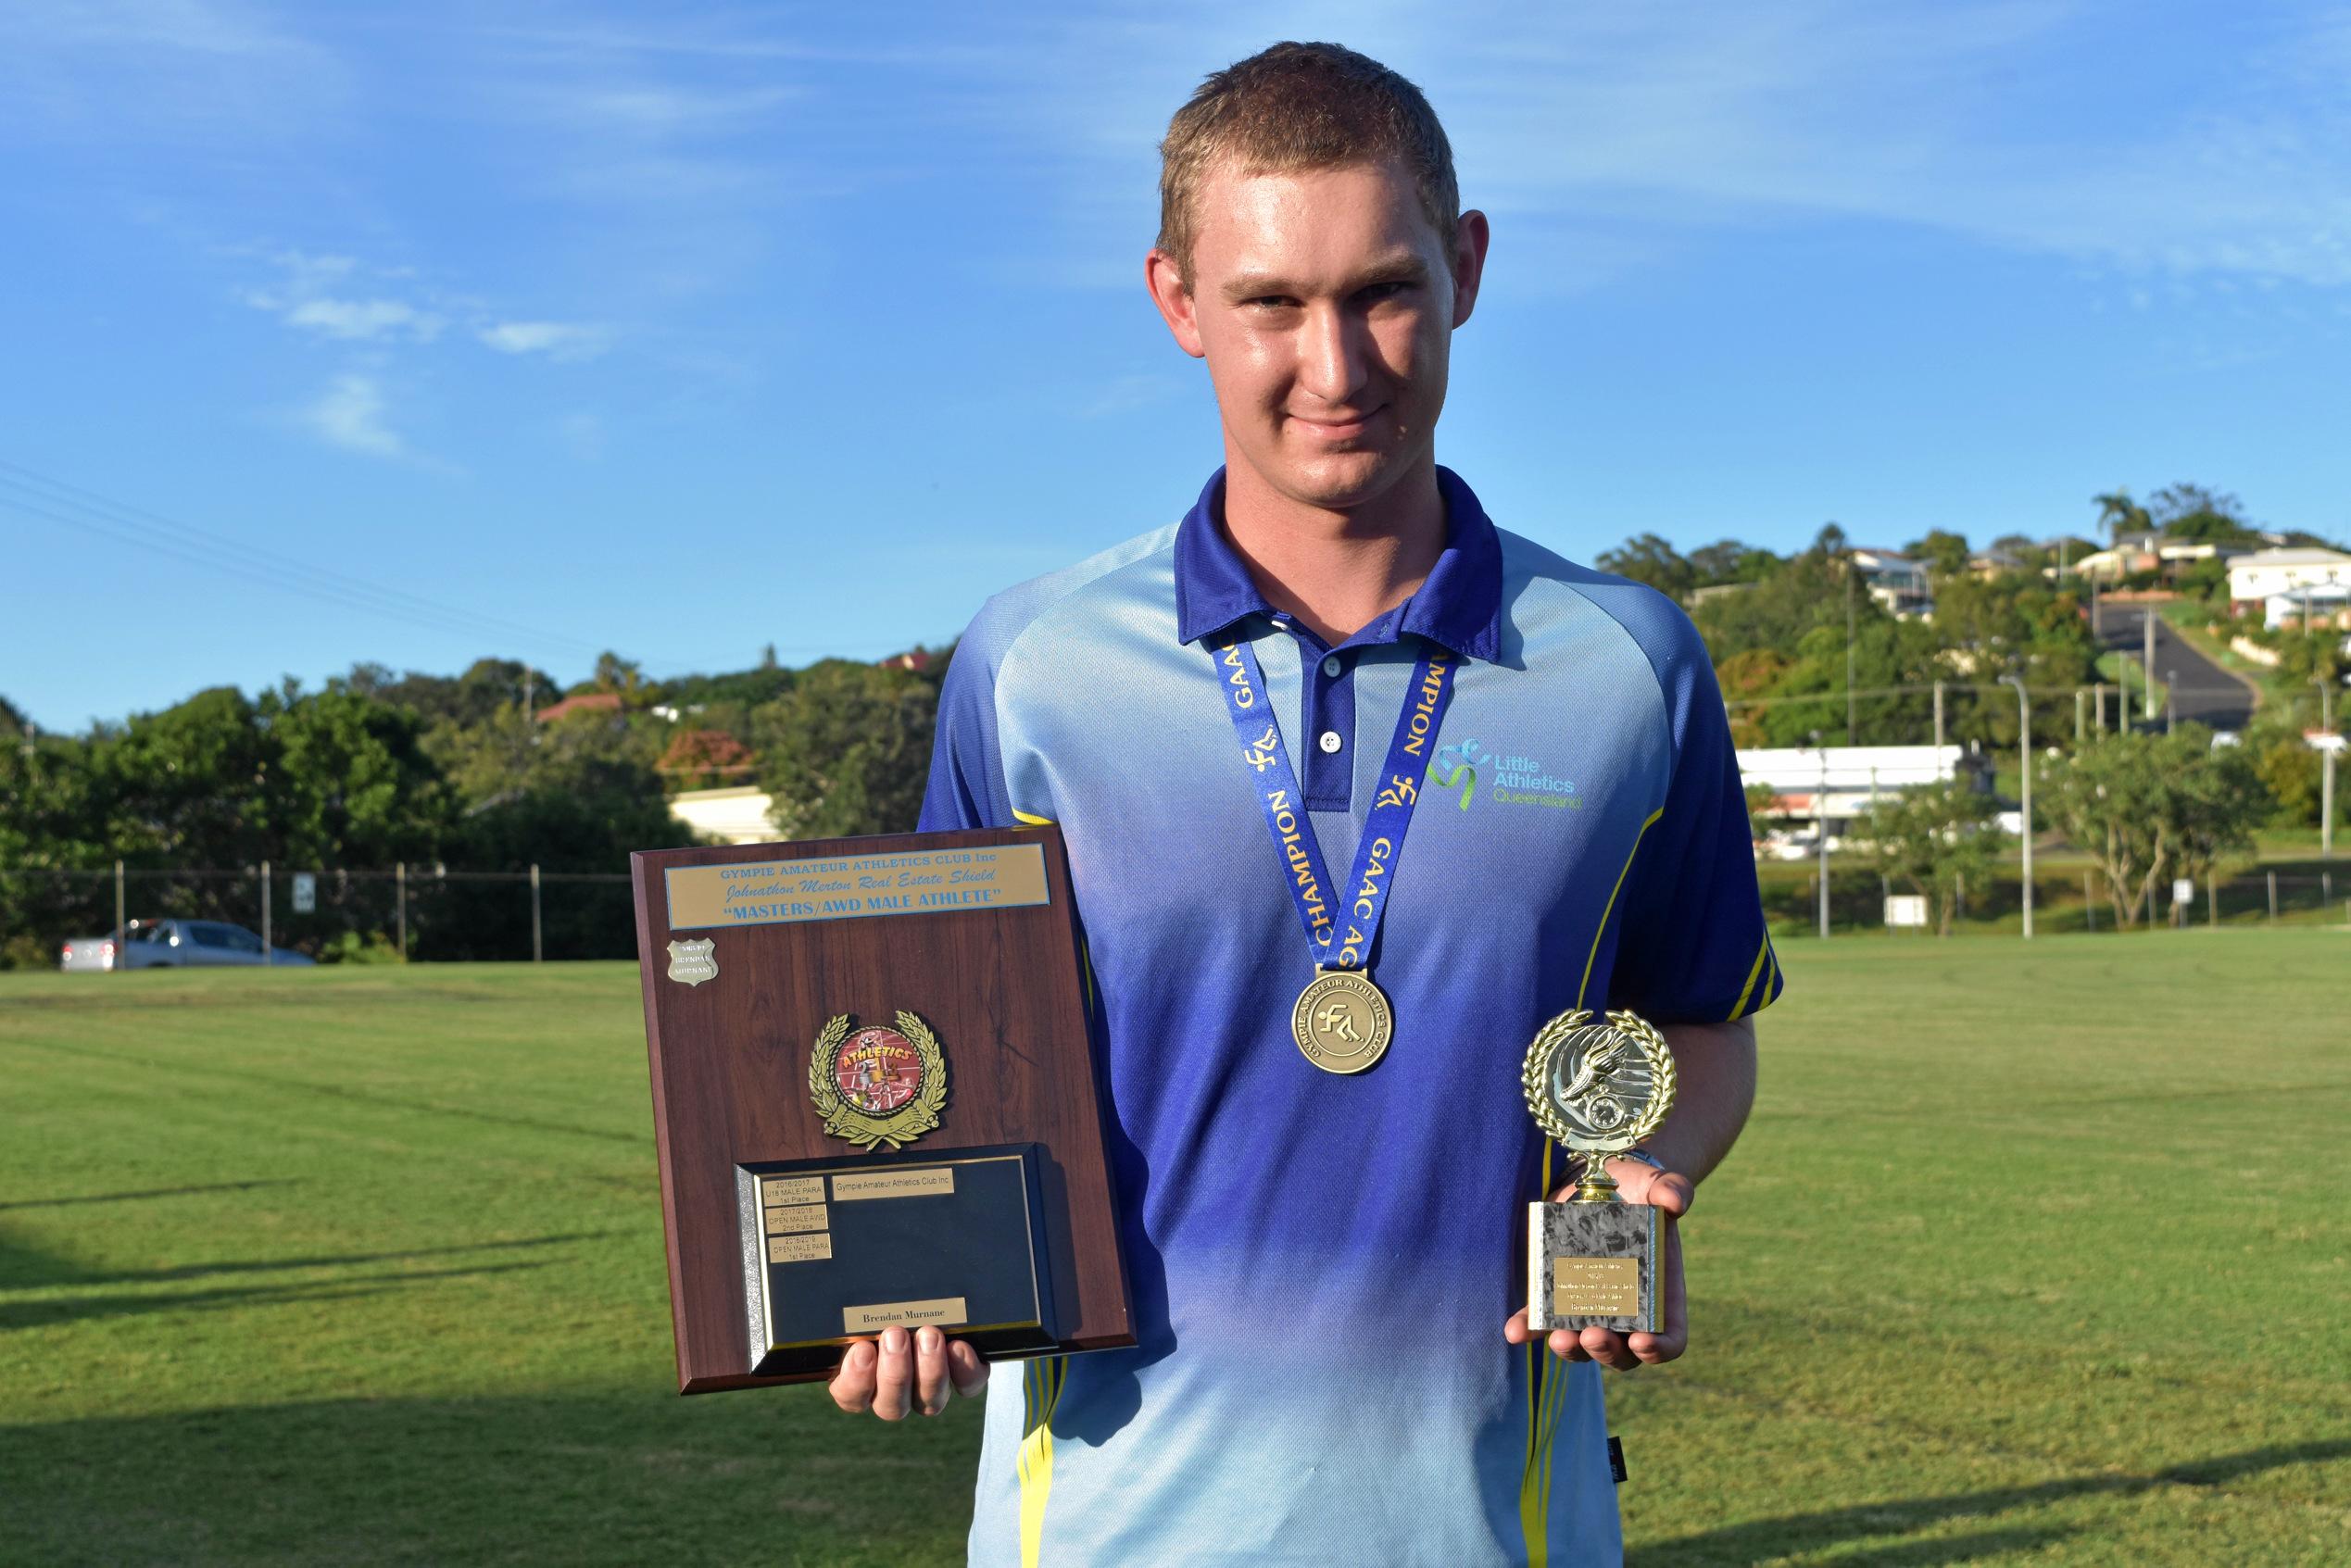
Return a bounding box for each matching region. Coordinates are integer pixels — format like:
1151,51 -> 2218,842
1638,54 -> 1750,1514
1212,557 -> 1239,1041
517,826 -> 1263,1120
947,1339 -> 990,1399
1581,1323 -> 1641,1372
829,1339 -> 877,1414
1638,1170 -> 1695,1219
1502,1308 -> 1531,1347
914,1326 -> 951,1416
871,1325 -> 913,1421
1547,1326 -> 1589,1361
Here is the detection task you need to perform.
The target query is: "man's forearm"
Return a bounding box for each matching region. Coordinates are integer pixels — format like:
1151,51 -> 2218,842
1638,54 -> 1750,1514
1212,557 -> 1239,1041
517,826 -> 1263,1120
1606,1016 -> 1757,1187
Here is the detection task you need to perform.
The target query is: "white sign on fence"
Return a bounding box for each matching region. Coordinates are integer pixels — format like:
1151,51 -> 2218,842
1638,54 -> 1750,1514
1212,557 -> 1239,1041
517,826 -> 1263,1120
1884,895 -> 1929,928
2172,877 -> 2195,906
292,872 -> 316,914
2307,731 -> 2347,754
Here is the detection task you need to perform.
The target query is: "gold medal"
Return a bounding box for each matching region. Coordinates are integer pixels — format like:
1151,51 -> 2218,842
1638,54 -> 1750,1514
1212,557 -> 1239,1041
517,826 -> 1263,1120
1290,969 -> 1392,1074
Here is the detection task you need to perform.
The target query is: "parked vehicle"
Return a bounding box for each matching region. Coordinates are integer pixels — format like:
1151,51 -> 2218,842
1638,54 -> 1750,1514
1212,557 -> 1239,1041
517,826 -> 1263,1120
58,919 -> 316,972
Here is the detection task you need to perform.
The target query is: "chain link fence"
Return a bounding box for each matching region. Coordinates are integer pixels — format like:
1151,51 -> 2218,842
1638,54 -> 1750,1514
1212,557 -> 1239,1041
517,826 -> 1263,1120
0,862 -> 635,969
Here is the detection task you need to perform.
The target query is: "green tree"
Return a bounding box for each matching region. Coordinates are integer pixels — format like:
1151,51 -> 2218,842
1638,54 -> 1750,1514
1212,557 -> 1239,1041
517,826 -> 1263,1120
2093,490 -> 2151,548
1852,781 -> 2005,935
1905,529 -> 1971,579
1596,534 -> 1696,600
2035,728 -> 2265,927
1687,540 -> 1779,586
260,686 -> 452,865
752,660 -> 939,839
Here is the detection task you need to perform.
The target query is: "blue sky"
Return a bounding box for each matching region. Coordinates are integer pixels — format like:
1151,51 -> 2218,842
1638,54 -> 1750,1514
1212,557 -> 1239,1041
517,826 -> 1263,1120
5,1 -> 2348,732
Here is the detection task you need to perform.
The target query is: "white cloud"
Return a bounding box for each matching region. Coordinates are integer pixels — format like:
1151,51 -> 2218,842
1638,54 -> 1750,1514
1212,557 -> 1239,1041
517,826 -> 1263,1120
301,372 -> 405,458
283,297 -> 445,342
478,320 -> 610,360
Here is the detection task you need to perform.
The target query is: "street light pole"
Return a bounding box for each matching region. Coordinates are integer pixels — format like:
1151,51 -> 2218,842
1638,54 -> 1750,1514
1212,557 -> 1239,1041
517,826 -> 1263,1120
2143,611 -> 2157,720
2003,676 -> 2033,940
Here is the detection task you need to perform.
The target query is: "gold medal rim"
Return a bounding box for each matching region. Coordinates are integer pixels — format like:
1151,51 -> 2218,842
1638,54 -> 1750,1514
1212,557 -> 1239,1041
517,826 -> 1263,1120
1290,970 -> 1392,1075
1520,1008 -> 1677,1152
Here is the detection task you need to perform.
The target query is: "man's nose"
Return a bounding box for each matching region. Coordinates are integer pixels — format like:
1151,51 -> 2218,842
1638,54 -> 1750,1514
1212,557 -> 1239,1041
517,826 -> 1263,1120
1296,302 -> 1369,406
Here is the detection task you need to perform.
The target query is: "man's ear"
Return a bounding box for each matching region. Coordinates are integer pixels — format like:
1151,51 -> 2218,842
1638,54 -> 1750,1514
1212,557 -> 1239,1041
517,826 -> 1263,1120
1450,209 -> 1491,330
1146,248 -> 1206,359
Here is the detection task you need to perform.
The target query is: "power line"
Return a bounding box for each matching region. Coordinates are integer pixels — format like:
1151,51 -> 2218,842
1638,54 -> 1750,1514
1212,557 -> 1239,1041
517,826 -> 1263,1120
0,459 -> 604,659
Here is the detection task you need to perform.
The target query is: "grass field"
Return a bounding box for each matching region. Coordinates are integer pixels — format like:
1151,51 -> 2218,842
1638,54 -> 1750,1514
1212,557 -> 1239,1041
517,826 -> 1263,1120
2,938 -> 2345,1566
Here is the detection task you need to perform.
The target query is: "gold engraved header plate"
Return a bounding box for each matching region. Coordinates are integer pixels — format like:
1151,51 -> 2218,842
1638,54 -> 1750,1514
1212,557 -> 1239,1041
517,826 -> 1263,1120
1290,970 -> 1392,1074
664,938 -> 717,986
833,1167 -> 955,1201
844,1298 -> 968,1335
666,844 -> 1049,932
1553,1257 -> 1640,1317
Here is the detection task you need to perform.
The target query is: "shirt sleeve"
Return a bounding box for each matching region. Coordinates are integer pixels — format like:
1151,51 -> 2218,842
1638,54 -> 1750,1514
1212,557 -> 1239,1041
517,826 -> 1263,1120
917,635 -> 1015,833
1605,620 -> 1782,1024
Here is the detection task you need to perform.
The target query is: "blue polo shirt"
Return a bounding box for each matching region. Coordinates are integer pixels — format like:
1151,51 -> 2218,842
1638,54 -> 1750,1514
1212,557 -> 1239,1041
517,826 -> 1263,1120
921,467 -> 1781,1568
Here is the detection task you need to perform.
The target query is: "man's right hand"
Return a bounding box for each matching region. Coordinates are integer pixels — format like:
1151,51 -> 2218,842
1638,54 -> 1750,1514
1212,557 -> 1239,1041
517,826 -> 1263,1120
828,1324 -> 990,1419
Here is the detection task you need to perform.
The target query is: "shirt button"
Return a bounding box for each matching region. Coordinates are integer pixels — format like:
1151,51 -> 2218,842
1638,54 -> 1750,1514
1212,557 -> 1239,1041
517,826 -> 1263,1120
1321,656 -> 1342,677
1318,730 -> 1343,754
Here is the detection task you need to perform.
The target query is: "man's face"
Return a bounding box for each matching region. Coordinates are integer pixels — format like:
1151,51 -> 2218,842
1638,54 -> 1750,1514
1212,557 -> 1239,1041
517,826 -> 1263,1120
1149,157 -> 1486,514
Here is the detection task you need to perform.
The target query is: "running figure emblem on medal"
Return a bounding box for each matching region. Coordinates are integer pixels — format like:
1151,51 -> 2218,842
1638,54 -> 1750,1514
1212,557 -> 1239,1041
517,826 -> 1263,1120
1521,1009 -> 1678,1334
1290,969 -> 1392,1073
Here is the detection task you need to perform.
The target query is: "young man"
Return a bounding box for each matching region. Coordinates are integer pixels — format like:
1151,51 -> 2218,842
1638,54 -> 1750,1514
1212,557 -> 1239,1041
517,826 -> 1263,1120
830,42 -> 1779,1567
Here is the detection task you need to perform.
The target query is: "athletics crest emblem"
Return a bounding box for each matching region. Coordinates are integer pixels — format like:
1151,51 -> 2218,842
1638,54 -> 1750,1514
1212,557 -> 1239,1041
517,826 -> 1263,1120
807,1012 -> 948,1150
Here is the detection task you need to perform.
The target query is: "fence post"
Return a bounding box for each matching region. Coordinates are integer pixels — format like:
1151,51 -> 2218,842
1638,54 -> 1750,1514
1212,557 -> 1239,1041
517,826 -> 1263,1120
260,859 -> 272,966
530,863 -> 543,963
2083,871 -> 2095,932
2209,879 -> 2218,928
2075,689 -> 2086,744
396,860 -> 409,960
113,859 -> 125,973
2268,870 -> 2278,922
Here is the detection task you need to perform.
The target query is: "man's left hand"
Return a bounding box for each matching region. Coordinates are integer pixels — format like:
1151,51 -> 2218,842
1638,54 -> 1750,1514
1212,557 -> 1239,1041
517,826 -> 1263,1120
1501,1159 -> 1691,1372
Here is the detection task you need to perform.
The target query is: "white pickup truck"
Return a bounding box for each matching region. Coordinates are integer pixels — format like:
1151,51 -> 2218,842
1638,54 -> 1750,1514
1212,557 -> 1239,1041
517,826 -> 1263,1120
59,919 -> 315,971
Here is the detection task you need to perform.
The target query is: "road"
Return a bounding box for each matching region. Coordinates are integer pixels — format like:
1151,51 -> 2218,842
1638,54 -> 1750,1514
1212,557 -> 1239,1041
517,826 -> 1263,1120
2094,605 -> 2258,734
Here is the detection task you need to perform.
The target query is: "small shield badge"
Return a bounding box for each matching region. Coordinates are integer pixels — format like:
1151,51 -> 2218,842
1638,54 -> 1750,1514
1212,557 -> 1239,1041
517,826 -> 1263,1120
665,938 -> 717,986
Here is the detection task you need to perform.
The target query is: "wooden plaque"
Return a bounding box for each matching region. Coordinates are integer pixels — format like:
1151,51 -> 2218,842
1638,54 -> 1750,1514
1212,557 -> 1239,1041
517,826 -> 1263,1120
631,825 -> 1134,1393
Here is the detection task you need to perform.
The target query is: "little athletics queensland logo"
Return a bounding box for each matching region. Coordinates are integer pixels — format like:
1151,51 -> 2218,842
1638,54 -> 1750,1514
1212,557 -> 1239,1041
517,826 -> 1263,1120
1427,739 -> 1581,811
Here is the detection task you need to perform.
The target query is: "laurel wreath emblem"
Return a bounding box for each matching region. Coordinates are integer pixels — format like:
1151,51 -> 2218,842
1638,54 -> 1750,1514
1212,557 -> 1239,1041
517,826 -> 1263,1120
807,1011 -> 949,1151
1520,1008 -> 1677,1153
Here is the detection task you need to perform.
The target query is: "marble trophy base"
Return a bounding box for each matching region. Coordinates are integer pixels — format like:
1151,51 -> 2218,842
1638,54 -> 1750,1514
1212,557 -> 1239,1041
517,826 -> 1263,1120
1528,1200 -> 1658,1335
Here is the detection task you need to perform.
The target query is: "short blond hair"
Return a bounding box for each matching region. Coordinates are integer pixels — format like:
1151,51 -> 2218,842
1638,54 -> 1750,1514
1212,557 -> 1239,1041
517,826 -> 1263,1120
1157,42 -> 1460,287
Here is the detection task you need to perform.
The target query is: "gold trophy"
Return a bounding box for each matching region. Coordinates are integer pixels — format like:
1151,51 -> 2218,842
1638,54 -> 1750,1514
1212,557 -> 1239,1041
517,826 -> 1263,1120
1522,1008 -> 1678,1335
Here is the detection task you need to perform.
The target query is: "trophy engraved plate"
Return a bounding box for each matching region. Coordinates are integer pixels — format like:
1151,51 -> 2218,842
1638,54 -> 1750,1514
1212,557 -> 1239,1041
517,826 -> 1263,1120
633,825 -> 1135,1393
1523,1008 -> 1678,1335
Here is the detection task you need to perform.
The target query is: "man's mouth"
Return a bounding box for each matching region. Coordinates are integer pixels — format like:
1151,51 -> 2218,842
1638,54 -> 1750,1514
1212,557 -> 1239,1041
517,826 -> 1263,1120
1286,407 -> 1383,440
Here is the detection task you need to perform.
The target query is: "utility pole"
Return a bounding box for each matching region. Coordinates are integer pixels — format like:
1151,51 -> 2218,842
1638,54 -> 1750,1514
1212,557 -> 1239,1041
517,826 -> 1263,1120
2143,611 -> 2157,721
1845,562 -> 1858,746
2003,677 -> 2033,939
1812,732 -> 1830,939
2320,676 -> 2338,864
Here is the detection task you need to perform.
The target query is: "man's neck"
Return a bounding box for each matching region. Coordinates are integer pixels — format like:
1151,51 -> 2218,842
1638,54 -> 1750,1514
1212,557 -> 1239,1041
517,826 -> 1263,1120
1219,458 -> 1447,646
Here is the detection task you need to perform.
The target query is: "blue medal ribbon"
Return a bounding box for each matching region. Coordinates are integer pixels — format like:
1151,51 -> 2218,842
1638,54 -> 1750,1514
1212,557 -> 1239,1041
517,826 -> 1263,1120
1209,630 -> 1458,972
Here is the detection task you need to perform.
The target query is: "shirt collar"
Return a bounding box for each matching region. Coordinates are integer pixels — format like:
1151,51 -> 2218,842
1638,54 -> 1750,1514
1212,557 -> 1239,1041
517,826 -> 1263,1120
1172,465 -> 1503,661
